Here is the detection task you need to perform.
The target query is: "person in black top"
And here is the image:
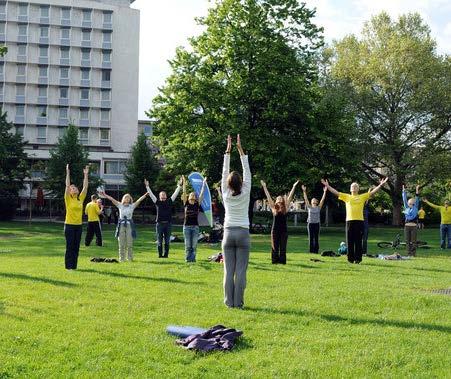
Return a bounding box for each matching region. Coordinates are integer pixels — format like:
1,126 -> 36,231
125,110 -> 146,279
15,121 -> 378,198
261,180 -> 299,264
145,178 -> 182,258
181,176 -> 207,262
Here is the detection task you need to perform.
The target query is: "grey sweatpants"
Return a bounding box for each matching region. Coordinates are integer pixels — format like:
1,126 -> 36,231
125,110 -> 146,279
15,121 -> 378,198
118,224 -> 133,262
222,227 -> 250,308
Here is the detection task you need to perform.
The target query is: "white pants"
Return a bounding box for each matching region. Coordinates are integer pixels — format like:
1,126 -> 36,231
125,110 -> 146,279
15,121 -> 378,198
118,224 -> 133,261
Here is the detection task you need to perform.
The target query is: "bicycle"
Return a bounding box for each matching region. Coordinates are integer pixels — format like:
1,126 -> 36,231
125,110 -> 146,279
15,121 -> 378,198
377,234 -> 428,249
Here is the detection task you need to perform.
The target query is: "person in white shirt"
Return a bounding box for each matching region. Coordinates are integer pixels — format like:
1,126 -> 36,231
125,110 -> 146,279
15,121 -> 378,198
221,134 -> 251,308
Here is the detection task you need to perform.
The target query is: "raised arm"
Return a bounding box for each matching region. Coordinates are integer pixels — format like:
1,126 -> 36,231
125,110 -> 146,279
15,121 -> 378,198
402,185 -> 408,208
65,164 -> 71,196
144,179 -> 157,203
80,165 -> 89,197
198,178 -> 207,204
321,179 -> 339,197
319,186 -> 327,208
97,204 -> 103,215
171,177 -> 183,201
221,135 -> 232,194
369,177 -> 388,197
181,176 -> 187,204
301,185 -> 310,208
133,193 -> 148,208
423,198 -> 439,209
100,191 -> 120,207
261,180 -> 275,211
415,185 -> 420,208
287,180 -> 300,205
237,135 -> 251,192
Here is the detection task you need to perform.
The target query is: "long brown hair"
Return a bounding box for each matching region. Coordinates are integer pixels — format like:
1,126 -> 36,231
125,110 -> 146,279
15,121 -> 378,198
274,195 -> 287,215
227,171 -> 242,196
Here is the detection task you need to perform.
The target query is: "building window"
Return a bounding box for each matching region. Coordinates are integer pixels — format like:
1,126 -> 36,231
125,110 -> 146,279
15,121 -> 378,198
0,63 -> 3,75
38,105 -> 47,117
60,67 -> 69,79
0,3 -> 6,15
59,127 -> 67,137
103,31 -> 112,43
104,161 -> 126,175
61,47 -> 70,59
61,8 -> 70,21
82,29 -> 91,42
37,127 -> 46,142
60,87 -> 68,99
79,128 -> 88,144
16,105 -> 25,116
16,125 -> 24,137
17,64 -> 26,76
61,27 -> 70,39
80,108 -> 89,120
102,51 -> 111,63
38,86 -> 47,97
40,5 -> 49,18
103,12 -> 112,24
18,24 -> 27,37
16,84 -> 25,96
101,90 -> 111,101
81,49 -> 90,61
0,22 -> 5,35
102,70 -> 111,82
59,107 -> 68,119
39,66 -> 48,78
81,68 -> 90,80
18,3 -> 28,16
40,26 -> 49,38
17,44 -> 27,56
39,46 -> 48,58
81,89 -> 89,100
100,129 -> 109,144
101,110 -> 110,122
143,126 -> 153,137
82,9 -> 92,22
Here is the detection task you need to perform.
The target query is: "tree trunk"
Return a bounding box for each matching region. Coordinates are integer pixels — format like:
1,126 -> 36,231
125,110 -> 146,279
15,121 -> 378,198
391,176 -> 404,226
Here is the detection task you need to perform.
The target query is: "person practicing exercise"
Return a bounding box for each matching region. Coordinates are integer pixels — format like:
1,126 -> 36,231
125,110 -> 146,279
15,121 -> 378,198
418,207 -> 426,229
85,194 -> 103,247
100,191 -> 148,262
302,184 -> 327,254
321,178 -> 388,263
64,164 -> 89,270
261,180 -> 299,263
402,184 -> 420,256
423,198 -> 451,249
181,175 -> 207,262
145,178 -> 182,258
221,134 -> 251,308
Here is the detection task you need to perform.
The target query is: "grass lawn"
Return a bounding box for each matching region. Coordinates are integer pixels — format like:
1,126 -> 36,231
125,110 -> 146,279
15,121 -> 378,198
0,221 -> 450,378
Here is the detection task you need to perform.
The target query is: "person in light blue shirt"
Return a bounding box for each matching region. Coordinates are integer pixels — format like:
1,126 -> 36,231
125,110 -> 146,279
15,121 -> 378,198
402,184 -> 420,256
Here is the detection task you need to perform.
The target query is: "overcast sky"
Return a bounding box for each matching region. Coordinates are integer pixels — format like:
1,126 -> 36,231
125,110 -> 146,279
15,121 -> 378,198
131,0 -> 451,120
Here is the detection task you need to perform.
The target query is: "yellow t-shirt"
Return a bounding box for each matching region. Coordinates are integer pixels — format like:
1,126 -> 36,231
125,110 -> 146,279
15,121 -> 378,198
64,192 -> 86,225
338,192 -> 371,221
428,203 -> 451,224
418,209 -> 426,220
85,202 -> 101,222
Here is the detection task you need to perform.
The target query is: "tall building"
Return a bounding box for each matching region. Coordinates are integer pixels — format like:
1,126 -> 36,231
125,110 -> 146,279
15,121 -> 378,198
0,0 -> 139,202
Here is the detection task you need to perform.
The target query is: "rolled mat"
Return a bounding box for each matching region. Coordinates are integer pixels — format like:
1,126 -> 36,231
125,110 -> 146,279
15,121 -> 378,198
166,325 -> 208,338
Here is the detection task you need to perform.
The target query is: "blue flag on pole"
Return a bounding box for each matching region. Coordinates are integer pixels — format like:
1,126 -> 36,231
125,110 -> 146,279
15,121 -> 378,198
188,172 -> 213,227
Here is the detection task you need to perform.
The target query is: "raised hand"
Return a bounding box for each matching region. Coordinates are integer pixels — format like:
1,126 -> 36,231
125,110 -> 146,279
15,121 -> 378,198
226,135 -> 232,154
293,180 -> 300,187
178,177 -> 183,186
301,185 -> 307,192
144,179 -> 149,187
236,134 -> 244,155
260,180 -> 266,187
416,184 -> 420,193
323,186 -> 328,193
66,164 -> 70,172
402,184 -> 405,191
380,177 -> 388,185
321,178 -> 329,187
83,165 -> 89,175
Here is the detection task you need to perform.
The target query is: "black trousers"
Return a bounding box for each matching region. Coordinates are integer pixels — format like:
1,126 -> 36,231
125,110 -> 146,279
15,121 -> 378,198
308,223 -> 320,253
346,220 -> 364,263
65,224 -> 82,269
271,229 -> 288,264
85,221 -> 102,246
156,222 -> 171,257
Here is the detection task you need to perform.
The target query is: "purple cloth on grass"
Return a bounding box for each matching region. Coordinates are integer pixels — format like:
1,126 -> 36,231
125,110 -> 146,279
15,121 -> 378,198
175,324 -> 242,352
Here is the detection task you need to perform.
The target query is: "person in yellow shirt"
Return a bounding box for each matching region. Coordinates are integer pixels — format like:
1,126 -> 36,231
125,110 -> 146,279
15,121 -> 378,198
321,177 -> 388,263
85,194 -> 103,247
418,207 -> 426,229
423,198 -> 451,249
64,164 -> 89,270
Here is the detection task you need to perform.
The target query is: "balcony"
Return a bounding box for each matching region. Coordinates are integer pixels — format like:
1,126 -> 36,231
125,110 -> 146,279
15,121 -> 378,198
18,15 -> 28,23
39,36 -> 49,44
102,42 -> 112,50
16,95 -> 26,104
80,99 -> 89,107
81,79 -> 90,87
17,54 -> 27,63
81,59 -> 90,67
36,116 -> 47,125
37,96 -> 47,105
59,98 -> 69,106
15,115 -> 25,123
60,58 -> 70,66
59,78 -> 69,86
100,139 -> 110,146
58,117 -> 69,126
16,75 -> 26,83
101,81 -> 111,89
81,40 -> 91,48
79,119 -> 90,127
39,57 -> 49,65
60,38 -> 70,46
82,20 -> 92,28
38,76 -> 48,85
102,61 -> 112,69
101,100 -> 111,108
17,35 -> 27,43
0,14 -> 6,22
40,17 -> 50,25
0,93 -> 3,102
61,18 -> 71,26
103,22 -> 112,30
0,33 -> 5,42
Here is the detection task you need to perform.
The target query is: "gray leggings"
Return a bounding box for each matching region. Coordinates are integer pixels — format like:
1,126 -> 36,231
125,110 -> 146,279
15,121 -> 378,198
222,227 -> 250,308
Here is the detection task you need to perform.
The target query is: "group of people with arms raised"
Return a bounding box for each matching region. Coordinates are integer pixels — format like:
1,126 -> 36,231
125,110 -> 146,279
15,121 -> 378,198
63,135 -> 450,308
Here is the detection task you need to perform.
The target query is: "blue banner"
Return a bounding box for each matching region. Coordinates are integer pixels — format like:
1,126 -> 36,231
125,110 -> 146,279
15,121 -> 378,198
188,172 -> 213,227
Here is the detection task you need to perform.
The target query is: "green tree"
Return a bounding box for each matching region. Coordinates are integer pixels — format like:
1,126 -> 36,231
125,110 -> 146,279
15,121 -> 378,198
45,124 -> 102,201
0,111 -> 28,220
124,133 -> 160,197
330,12 -> 451,225
148,0 -> 354,198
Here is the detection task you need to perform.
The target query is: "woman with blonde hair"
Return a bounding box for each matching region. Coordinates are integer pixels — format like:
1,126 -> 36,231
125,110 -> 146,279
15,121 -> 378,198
100,190 -> 148,262
261,180 -> 299,264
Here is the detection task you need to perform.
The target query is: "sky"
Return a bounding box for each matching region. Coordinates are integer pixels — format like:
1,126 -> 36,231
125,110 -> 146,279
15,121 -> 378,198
131,0 -> 451,120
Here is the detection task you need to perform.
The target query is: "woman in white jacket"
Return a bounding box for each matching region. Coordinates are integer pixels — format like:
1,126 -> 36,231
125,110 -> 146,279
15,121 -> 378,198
221,134 -> 251,309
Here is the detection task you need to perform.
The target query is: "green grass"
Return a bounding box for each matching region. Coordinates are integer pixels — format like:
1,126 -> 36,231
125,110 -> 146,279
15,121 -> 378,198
0,222 -> 450,378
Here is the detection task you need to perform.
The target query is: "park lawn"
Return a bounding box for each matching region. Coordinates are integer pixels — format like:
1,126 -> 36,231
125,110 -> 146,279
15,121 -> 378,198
0,222 -> 450,378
